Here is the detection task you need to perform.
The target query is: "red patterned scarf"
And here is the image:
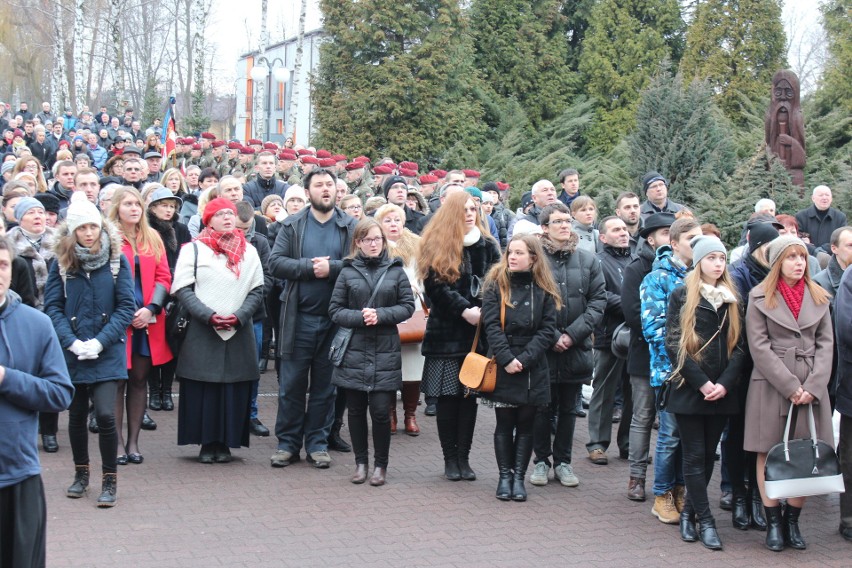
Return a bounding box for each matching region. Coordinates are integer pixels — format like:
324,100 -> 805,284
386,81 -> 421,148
777,277 -> 805,320
195,227 -> 246,276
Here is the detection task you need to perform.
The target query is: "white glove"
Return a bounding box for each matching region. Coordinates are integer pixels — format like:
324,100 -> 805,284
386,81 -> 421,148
80,339 -> 104,360
68,340 -> 87,357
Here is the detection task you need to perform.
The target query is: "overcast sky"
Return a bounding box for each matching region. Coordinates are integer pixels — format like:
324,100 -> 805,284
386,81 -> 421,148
207,0 -> 825,93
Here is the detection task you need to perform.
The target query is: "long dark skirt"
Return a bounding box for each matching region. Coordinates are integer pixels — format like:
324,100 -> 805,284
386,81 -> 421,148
0,474 -> 46,568
177,379 -> 252,448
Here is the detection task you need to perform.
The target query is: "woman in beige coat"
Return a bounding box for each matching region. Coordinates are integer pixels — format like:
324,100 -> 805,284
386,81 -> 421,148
744,235 -> 833,553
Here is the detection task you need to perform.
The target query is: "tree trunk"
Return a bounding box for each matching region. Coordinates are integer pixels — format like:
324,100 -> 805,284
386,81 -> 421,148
288,0 -> 308,141
255,0 -> 269,141
51,0 -> 70,111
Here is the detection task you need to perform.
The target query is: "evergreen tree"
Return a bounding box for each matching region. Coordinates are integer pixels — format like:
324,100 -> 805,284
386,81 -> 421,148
815,0 -> 851,115
579,0 -> 684,150
140,76 -> 161,131
627,72 -> 736,209
313,0 -> 490,163
679,0 -> 787,124
470,0 -> 576,125
561,0 -> 596,71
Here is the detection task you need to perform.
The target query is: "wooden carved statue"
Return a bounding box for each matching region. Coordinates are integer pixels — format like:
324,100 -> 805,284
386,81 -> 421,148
765,69 -> 806,186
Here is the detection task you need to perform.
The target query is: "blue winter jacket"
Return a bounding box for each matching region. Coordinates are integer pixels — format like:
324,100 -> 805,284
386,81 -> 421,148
43,227 -> 136,384
0,290 -> 74,489
640,245 -> 687,387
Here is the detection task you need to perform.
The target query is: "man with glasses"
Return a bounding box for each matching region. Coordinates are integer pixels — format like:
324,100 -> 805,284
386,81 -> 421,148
120,157 -> 144,190
639,171 -> 683,220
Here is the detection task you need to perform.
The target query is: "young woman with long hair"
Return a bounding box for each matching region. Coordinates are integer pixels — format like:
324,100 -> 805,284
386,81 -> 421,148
744,235 -> 833,552
328,218 -> 415,485
44,194 -> 136,506
417,192 -> 501,481
665,236 -> 745,549
160,168 -> 189,198
108,186 -> 173,464
481,234 -> 560,501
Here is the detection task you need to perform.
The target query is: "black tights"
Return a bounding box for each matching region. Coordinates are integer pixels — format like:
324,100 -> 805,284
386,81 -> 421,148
116,353 -> 151,455
722,411 -> 757,495
676,413 -> 728,522
69,381 -> 119,473
346,390 -> 394,468
495,405 -> 537,438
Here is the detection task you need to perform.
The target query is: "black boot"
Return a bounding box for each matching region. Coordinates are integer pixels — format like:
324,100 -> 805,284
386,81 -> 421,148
511,434 -> 534,502
436,399 -> 460,481
161,386 -> 174,411
66,465 -> 90,498
783,505 -> 807,549
764,505 -> 785,552
679,502 -> 698,542
97,473 -> 117,508
750,486 -> 767,530
494,433 -> 514,501
697,518 -> 723,550
148,373 -> 162,411
731,490 -> 750,530
457,399 -> 478,481
328,420 -> 352,453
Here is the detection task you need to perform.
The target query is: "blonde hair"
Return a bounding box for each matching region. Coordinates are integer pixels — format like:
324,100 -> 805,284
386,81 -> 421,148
108,186 -> 164,263
484,234 -> 562,310
196,186 -> 221,219
375,203 -> 420,266
762,243 -> 829,309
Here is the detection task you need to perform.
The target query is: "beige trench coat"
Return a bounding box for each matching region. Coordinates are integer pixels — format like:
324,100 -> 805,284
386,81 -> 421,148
743,283 -> 834,453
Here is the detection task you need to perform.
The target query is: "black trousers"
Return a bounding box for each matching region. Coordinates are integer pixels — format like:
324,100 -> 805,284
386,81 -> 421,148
68,381 -> 119,473
840,414 -> 852,530
0,474 -> 46,568
495,405 -> 537,437
534,383 -> 581,466
37,412 -> 57,436
676,413 -> 728,521
346,390 -> 394,468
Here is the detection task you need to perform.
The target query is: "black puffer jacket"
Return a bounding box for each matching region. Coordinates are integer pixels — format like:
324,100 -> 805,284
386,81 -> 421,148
663,286 -> 744,415
594,245 -> 631,349
542,235 -> 606,384
481,272 -> 557,406
421,234 -> 501,358
621,243 -> 656,377
329,254 -> 415,392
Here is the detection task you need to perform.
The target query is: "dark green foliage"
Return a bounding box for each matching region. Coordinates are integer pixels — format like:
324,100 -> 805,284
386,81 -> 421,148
679,0 -> 787,124
141,77 -> 161,131
814,0 -> 852,115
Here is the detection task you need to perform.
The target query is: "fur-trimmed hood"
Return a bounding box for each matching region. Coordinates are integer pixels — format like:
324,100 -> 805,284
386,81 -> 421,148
53,216 -> 124,271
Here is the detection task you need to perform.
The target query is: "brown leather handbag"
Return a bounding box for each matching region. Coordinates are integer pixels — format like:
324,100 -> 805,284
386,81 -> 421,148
397,293 -> 429,344
459,303 -> 505,394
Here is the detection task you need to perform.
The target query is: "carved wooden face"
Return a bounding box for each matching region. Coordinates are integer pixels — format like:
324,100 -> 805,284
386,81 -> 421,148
773,79 -> 794,103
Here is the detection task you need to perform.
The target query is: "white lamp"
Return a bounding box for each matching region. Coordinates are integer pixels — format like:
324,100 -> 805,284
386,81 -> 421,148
273,66 -> 291,83
250,64 -> 269,81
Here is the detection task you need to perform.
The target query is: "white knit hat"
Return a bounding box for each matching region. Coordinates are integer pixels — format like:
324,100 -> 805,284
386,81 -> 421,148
66,191 -> 102,233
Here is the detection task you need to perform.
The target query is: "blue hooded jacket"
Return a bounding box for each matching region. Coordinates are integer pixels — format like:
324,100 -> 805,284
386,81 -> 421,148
0,290 -> 74,488
640,245 -> 687,387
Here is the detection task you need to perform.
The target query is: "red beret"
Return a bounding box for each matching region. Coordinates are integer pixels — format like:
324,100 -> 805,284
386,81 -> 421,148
373,165 -> 394,175
384,162 -> 397,169
318,158 -> 336,168
419,174 -> 439,184
212,140 -> 226,148
345,162 -> 365,171
184,136 -> 196,144
58,139 -> 70,148
297,148 -> 314,156
175,137 -> 185,145
200,132 -> 215,140
463,169 -> 481,178
301,156 -> 319,165
247,139 -> 262,146
496,182 -> 510,192
430,169 -> 447,178
202,197 -> 237,226
191,143 -> 202,150
399,168 -> 417,177
280,150 -> 297,159
353,155 -> 370,164
332,154 -> 347,162
263,142 -> 278,150
227,141 -> 242,150
399,161 -> 419,171
316,149 -> 332,159
239,147 -> 254,155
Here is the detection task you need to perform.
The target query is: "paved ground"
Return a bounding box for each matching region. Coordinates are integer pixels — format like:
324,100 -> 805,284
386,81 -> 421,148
41,371 -> 848,567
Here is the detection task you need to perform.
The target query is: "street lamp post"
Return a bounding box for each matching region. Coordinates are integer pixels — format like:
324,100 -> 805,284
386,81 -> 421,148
249,56 -> 291,142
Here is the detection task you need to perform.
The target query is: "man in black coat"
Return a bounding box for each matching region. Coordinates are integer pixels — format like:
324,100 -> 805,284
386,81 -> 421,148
381,175 -> 424,235
621,212 -> 675,501
586,216 -> 633,465
795,185 -> 848,255
833,268 -> 852,542
243,151 -> 289,209
268,169 -> 356,470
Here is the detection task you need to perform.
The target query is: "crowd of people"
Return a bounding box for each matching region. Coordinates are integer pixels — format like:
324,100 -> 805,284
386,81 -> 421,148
0,101 -> 850,567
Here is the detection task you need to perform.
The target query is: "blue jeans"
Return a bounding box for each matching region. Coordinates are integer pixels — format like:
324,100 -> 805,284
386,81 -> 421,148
653,386 -> 683,496
273,313 -> 336,454
250,321 -> 263,420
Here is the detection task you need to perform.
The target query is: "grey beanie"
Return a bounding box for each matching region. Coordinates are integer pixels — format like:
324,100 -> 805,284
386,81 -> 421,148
689,235 -> 727,266
13,196 -> 44,221
766,235 -> 806,268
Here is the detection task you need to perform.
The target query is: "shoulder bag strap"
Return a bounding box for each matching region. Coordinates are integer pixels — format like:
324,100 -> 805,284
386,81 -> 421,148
364,268 -> 390,309
470,299 -> 507,354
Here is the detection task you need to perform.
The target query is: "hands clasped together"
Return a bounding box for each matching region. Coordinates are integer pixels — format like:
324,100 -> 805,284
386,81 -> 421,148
69,339 -> 104,360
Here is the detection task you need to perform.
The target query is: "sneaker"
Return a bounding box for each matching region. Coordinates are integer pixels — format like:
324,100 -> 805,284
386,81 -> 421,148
529,462 -> 549,486
588,448 -> 608,465
651,491 -> 680,524
270,449 -> 300,468
307,450 -> 332,469
554,463 -> 579,487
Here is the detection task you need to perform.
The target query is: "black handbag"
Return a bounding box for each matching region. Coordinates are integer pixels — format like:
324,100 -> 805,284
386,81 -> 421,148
165,243 -> 197,355
328,268 -> 389,367
764,402 -> 845,500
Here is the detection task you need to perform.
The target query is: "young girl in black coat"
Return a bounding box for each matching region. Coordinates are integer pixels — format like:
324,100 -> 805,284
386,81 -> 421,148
481,234 -> 560,502
665,235 -> 744,549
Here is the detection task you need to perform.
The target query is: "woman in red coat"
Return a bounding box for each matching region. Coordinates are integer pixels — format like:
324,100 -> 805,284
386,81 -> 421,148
108,186 -> 173,464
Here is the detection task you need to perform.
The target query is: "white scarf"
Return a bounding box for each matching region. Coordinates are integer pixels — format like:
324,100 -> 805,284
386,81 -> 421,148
463,227 -> 481,247
699,282 -> 737,310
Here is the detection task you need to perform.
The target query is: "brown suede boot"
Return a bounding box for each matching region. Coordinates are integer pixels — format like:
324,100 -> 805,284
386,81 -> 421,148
402,382 -> 420,436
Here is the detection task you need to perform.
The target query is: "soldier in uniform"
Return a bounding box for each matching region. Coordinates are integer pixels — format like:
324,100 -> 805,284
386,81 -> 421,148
187,143 -> 204,168
371,164 -> 395,196
211,140 -> 230,177
199,132 -> 215,169
345,161 -> 373,204
238,147 -> 256,175
226,141 -> 241,174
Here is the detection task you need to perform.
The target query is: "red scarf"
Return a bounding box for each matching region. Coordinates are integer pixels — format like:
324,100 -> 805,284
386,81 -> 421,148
195,227 -> 246,276
777,277 -> 805,320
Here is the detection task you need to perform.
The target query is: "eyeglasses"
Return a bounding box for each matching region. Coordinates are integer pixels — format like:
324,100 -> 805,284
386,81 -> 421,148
360,237 -> 383,245
213,210 -> 235,218
344,205 -> 362,212
546,218 -> 572,226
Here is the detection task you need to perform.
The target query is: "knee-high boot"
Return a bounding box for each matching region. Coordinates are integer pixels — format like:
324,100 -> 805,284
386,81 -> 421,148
494,433 -> 514,501
457,398 -> 478,480
511,434 -> 534,501
147,370 -> 161,411
402,382 -> 420,436
436,397 -> 460,480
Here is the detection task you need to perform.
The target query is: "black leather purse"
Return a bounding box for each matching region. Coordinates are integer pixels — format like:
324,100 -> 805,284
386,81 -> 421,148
329,268 -> 389,367
165,243 -> 197,355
